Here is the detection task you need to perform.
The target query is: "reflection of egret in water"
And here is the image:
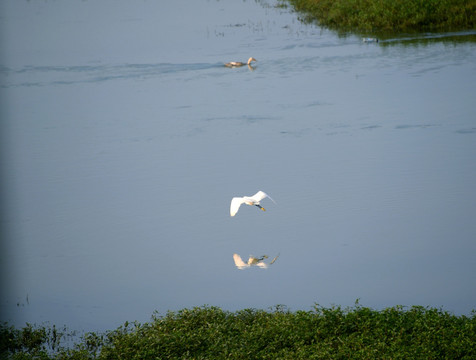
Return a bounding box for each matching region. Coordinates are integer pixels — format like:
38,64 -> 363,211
233,253 -> 280,270
230,191 -> 276,217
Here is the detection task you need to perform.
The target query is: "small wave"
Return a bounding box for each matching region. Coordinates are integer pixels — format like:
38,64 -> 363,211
379,30 -> 476,45
2,62 -> 224,88
455,128 -> 476,134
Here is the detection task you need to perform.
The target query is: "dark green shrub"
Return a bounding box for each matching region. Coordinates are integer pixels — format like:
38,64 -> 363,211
3,305 -> 476,359
286,0 -> 476,33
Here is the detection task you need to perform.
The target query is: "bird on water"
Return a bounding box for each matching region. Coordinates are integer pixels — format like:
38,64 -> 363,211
225,57 -> 257,68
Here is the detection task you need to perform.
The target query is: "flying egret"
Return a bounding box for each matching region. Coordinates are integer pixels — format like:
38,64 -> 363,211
230,190 -> 276,217
225,57 -> 257,67
233,253 -> 280,270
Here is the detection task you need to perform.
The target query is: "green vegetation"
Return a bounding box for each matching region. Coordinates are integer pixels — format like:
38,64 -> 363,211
283,0 -> 476,33
2,303 -> 476,359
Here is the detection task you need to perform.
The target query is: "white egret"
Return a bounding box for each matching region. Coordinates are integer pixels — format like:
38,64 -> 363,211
225,57 -> 257,67
233,253 -> 280,270
230,190 -> 276,217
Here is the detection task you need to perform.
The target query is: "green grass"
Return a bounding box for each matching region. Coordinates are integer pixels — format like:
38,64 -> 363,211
283,0 -> 476,33
2,303 -> 476,359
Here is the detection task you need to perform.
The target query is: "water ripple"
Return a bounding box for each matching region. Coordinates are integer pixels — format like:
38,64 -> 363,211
1,62 -> 224,88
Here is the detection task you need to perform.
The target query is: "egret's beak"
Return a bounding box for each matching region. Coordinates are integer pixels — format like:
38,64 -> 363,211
261,207 -> 266,211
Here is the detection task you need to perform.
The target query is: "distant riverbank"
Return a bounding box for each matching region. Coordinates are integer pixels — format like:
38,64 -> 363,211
283,0 -> 476,33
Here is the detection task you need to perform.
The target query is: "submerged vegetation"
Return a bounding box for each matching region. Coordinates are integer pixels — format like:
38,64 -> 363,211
283,0 -> 476,33
2,303 -> 476,359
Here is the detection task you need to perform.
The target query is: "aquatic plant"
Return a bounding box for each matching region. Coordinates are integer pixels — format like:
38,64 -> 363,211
284,0 -> 476,33
2,303 -> 476,359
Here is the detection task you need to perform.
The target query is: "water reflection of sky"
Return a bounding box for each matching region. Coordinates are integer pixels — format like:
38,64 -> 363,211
1,0 -> 475,332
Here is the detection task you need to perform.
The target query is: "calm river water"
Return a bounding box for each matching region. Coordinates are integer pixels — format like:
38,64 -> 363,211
1,0 -> 475,332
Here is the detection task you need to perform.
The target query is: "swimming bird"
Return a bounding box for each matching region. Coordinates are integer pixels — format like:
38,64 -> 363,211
362,38 -> 379,43
233,253 -> 280,270
225,57 -> 257,67
230,190 -> 276,217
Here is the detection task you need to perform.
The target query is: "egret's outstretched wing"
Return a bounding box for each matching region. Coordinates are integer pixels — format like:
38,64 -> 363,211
266,193 -> 277,204
250,191 -> 267,202
233,254 -> 248,269
230,197 -> 245,217
251,191 -> 276,204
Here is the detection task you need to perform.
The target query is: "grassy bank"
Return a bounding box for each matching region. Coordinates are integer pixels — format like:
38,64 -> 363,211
284,0 -> 476,33
2,304 -> 476,359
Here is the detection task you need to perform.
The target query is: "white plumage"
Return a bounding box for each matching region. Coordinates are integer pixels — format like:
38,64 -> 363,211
233,253 -> 280,270
230,190 -> 276,217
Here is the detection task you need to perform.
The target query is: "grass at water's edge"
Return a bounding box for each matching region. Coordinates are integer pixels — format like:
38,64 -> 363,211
2,303 -> 476,359
282,0 -> 476,34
